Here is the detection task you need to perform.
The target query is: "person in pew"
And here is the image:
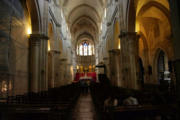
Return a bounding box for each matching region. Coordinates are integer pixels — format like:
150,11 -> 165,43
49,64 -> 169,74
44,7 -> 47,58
104,96 -> 118,112
103,96 -> 118,120
122,94 -> 139,106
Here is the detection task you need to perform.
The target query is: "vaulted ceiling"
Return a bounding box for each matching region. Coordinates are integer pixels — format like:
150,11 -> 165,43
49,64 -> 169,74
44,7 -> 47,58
59,0 -> 107,46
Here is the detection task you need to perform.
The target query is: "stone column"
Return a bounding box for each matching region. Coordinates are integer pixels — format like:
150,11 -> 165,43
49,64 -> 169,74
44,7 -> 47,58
169,0 -> 180,119
51,50 -> 61,87
39,35 -> 48,91
109,49 -> 121,86
109,50 -> 115,86
29,34 -> 41,93
120,32 -> 139,89
127,32 -> 139,89
66,63 -> 72,84
48,50 -> 55,88
120,32 -> 129,88
59,58 -> 67,86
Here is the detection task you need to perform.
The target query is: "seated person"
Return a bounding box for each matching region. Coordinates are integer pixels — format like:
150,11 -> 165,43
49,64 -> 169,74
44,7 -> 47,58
104,96 -> 111,107
112,96 -> 118,107
104,96 -> 118,112
123,96 -> 139,106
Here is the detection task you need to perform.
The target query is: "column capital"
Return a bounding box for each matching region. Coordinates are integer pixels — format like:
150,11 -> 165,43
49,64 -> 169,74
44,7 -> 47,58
49,50 -> 61,54
29,34 -> 49,40
29,34 -> 49,46
109,49 -> 121,54
119,31 -> 140,39
103,57 -> 109,60
60,58 -> 67,61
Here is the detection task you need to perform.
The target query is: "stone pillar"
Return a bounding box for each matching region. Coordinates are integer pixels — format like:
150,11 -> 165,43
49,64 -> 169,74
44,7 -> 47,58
120,32 -> 139,89
39,35 -> 48,91
120,32 -> 129,88
109,50 -> 115,86
29,34 -> 41,93
128,32 -> 139,89
51,50 -> 61,87
66,63 -> 72,84
59,58 -> 67,86
169,0 -> 180,119
48,50 -> 55,88
109,49 -> 121,86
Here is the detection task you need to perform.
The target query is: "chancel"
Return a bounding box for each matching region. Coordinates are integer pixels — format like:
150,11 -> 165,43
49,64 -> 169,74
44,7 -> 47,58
0,0 -> 179,120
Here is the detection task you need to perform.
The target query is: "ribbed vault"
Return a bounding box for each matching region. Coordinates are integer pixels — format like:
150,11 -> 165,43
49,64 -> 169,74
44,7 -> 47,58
59,0 -> 107,46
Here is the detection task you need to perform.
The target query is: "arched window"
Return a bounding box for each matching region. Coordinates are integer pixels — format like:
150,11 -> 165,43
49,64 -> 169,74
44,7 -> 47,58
157,50 -> 170,84
77,41 -> 94,56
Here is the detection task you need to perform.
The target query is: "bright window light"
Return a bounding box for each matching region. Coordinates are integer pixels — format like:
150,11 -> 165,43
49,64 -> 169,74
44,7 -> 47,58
104,8 -> 106,18
77,41 -> 94,56
27,26 -> 32,35
48,40 -> 51,51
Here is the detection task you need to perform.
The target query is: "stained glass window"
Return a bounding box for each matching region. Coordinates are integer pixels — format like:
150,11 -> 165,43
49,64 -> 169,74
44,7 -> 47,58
77,41 -> 94,56
88,45 -> 92,55
79,45 -> 83,55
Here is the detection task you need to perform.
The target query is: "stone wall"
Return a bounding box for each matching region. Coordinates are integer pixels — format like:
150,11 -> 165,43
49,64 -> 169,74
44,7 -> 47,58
0,0 -> 29,96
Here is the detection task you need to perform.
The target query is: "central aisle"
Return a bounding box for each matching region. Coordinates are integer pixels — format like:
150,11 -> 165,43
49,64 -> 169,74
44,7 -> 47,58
71,92 -> 98,120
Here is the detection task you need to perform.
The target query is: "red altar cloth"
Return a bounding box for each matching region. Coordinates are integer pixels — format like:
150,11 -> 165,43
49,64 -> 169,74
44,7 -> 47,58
87,72 -> 96,82
74,72 -> 96,82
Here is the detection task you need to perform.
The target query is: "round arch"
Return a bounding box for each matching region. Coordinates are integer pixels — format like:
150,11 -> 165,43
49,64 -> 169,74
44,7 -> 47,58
71,15 -> 99,33
137,1 -> 171,25
26,0 -> 41,33
76,32 -> 94,42
68,4 -> 100,23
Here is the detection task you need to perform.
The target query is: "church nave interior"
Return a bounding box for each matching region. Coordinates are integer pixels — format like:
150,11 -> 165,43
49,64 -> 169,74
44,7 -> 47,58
0,0 -> 179,120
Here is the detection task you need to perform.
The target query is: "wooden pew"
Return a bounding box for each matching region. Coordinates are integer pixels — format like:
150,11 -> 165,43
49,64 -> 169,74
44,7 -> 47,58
90,83 -> 177,120
0,83 -> 81,120
106,104 -> 177,120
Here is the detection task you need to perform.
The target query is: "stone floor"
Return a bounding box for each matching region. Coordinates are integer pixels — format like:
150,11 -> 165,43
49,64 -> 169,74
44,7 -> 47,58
71,92 -> 98,120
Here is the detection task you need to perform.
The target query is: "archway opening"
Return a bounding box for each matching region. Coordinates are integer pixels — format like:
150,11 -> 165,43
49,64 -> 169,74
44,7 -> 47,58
157,50 -> 170,85
138,57 -> 144,88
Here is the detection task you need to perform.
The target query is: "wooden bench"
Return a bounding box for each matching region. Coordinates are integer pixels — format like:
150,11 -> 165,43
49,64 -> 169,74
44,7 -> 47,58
0,83 -> 81,120
90,83 -> 177,120
102,104 -> 177,120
